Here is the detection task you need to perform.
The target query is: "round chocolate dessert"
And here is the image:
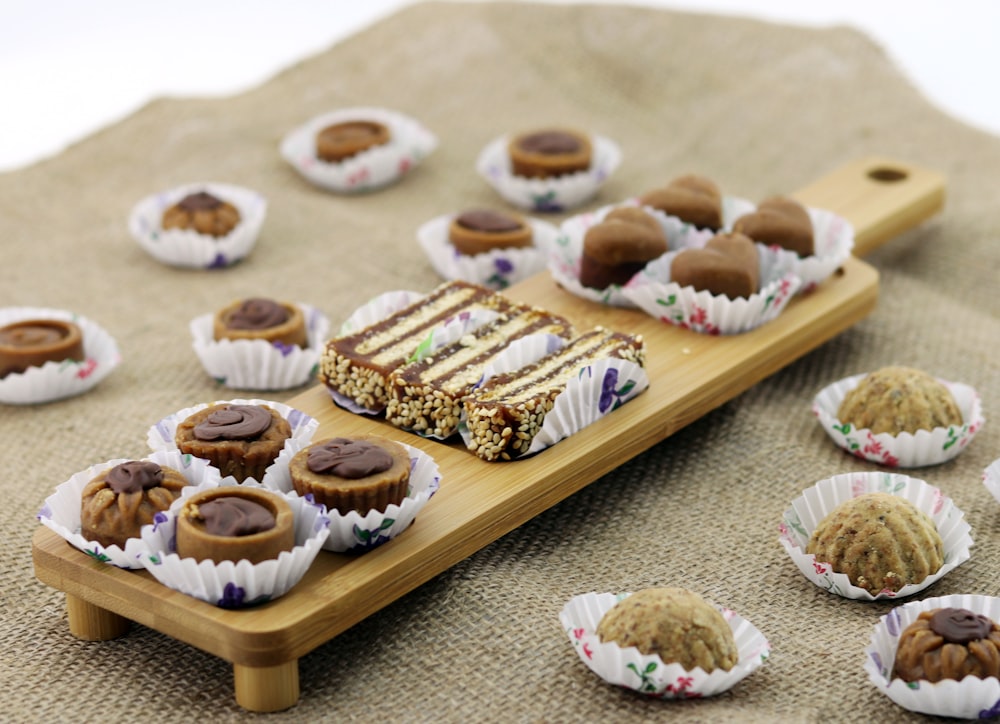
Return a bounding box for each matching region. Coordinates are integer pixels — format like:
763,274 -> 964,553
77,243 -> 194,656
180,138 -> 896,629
508,128 -> 592,178
893,607 -> 1000,682
837,366 -> 963,435
0,318 -> 85,378
316,120 -> 391,162
175,486 -> 295,564
80,460 -> 190,548
174,403 -> 292,483
162,190 -> 241,237
212,298 -> 308,348
289,435 -> 410,515
447,208 -> 533,256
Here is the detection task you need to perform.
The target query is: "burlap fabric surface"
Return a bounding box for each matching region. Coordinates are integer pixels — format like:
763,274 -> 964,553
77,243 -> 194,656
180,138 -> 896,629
3,2 -> 999,721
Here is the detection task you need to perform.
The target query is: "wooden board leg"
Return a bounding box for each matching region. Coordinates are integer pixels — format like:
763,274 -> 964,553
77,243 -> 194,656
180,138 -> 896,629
65,593 -> 130,641
233,659 -> 299,712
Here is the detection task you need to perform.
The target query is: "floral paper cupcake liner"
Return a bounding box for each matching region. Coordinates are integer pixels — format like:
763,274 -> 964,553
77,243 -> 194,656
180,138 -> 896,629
128,182 -> 267,269
865,594 -> 1000,718
145,398 -> 318,485
982,458 -> 1000,505
189,303 -> 330,390
544,200 -> 713,307
476,134 -> 621,212
0,306 -> 121,405
135,481 -> 330,607
779,471 -> 972,601
417,212 -> 558,290
560,592 -> 770,699
266,441 -> 440,553
812,374 -> 983,468
36,450 -> 221,569
280,106 -> 437,193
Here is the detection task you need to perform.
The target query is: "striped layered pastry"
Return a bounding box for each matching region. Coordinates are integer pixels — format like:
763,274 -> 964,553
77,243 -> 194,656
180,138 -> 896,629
464,328 -> 645,461
386,308 -> 574,439
320,281 -> 520,411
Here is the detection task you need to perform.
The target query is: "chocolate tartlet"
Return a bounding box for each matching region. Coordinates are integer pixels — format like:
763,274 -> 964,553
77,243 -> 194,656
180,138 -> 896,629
289,435 -> 410,515
80,460 -> 190,548
893,607 -> 1000,683
596,587 -> 738,673
0,318 -> 85,378
162,190 -> 241,237
639,175 -> 723,231
508,128 -> 592,178
837,366 -> 963,435
174,403 -> 292,482
579,206 -> 667,289
212,298 -> 308,348
671,232 -> 760,299
316,120 -> 391,162
447,209 -> 533,256
175,486 -> 295,564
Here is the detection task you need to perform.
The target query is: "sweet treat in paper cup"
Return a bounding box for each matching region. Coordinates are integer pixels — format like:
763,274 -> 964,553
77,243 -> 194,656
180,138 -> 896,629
546,201 -> 712,307
620,236 -> 802,334
865,594 -> 1000,718
266,438 -> 440,553
475,132 -> 621,212
128,182 -> 266,269
417,210 -> 558,290
135,481 -> 329,607
0,306 -> 120,405
36,450 -> 221,569
779,471 -> 972,601
812,369 -> 983,468
280,106 -> 437,193
146,398 -> 318,485
190,301 -> 330,390
983,458 -> 1000,505
560,591 -> 769,699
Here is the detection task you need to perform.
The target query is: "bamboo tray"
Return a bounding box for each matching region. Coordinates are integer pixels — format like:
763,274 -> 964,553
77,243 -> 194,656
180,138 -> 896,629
32,157 -> 945,712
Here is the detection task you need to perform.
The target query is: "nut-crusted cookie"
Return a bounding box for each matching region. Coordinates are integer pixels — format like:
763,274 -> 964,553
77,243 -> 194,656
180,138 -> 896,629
639,175 -> 723,231
162,190 -> 241,237
579,207 -> 667,289
837,366 -> 963,435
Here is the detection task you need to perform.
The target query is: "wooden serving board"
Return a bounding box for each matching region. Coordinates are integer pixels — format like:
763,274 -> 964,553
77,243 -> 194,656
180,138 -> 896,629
32,157 -> 945,712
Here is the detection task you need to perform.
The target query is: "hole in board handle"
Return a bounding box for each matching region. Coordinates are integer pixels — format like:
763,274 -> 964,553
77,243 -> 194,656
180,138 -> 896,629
867,166 -> 908,183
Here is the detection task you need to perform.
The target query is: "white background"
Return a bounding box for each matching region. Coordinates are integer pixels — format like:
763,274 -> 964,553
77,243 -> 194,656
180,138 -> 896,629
2,0 -> 998,172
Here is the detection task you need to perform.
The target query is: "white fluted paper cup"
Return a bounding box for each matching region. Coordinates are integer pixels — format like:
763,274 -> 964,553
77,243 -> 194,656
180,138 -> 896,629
779,472 -> 972,600
36,450 -> 221,569
128,182 -> 266,269
982,458 -> 1000,505
561,592 -> 770,698
865,594 -> 1000,718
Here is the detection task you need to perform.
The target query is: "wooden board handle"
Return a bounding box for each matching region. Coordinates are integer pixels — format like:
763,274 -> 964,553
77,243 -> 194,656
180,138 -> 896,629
792,156 -> 945,257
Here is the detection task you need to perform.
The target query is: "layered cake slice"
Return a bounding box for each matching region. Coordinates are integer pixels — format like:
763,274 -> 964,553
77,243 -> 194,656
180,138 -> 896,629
386,308 -> 574,438
464,328 -> 645,461
320,281 -> 517,411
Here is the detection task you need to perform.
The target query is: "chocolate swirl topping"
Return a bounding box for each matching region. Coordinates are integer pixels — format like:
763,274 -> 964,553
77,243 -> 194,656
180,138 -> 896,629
518,130 -> 581,155
455,209 -> 523,233
198,496 -> 276,537
0,322 -> 66,347
193,405 -> 272,442
307,438 -> 394,479
225,299 -> 290,331
107,461 -> 164,495
177,191 -> 223,212
929,608 -> 993,644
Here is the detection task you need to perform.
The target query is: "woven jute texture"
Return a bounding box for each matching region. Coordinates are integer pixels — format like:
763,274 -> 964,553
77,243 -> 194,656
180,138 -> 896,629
3,2 -> 999,721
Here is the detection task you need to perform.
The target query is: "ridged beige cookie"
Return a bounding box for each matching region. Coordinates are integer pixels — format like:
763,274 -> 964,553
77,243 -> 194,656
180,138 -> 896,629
806,492 -> 943,594
837,366 -> 963,435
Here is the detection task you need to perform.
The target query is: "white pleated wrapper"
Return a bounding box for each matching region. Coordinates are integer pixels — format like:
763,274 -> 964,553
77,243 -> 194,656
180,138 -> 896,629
145,398 -> 318,486
280,107 -> 437,193
417,212 -> 558,290
459,333 -> 649,457
475,134 -> 621,212
189,303 -> 330,390
983,458 -> 1000,505
128,182 -> 267,269
779,472 -> 973,601
865,594 -> 1000,718
266,441 -> 441,553
36,450 -> 222,570
560,592 -> 770,699
812,373 -> 984,468
135,481 -> 330,608
0,306 -> 121,405
544,201 -> 713,307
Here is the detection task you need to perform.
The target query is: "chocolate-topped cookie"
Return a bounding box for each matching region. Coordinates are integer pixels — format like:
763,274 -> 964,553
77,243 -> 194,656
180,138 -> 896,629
579,207 -> 667,289
0,318 -> 85,378
639,175 -> 723,231
316,120 -> 391,162
508,128 -> 592,178
447,208 -> 533,256
162,190 -> 241,237
212,298 -> 308,348
733,196 -> 815,257
894,607 -> 1000,682
670,232 -> 760,298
